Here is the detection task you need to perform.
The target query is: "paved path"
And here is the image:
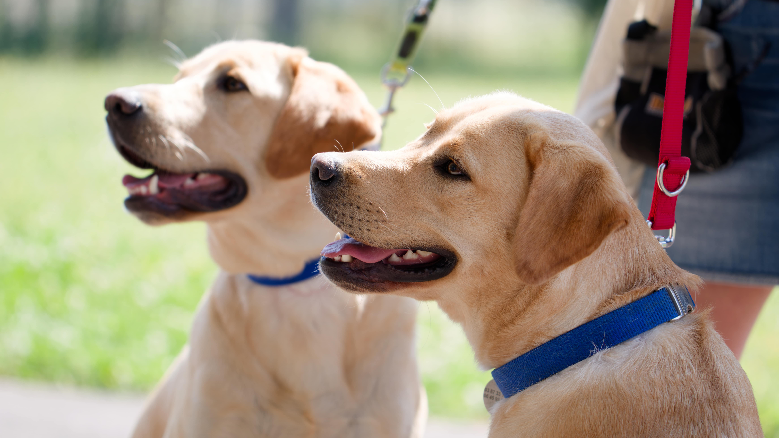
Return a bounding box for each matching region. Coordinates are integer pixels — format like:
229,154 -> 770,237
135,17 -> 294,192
0,379 -> 488,437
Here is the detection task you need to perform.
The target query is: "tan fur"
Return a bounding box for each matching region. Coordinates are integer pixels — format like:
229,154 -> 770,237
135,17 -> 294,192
109,41 -> 424,438
510,115 -> 633,284
311,93 -> 762,436
264,52 -> 380,179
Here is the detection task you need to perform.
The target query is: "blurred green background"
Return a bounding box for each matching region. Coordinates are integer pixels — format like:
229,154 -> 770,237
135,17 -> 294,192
0,0 -> 777,434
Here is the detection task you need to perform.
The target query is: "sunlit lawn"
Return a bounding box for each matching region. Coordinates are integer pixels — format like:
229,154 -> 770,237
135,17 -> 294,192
0,57 -> 776,432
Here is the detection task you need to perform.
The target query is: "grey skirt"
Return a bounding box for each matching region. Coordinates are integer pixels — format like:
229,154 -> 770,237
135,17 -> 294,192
637,0 -> 779,285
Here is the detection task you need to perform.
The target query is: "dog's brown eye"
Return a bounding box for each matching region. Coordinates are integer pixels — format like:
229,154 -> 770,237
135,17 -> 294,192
435,157 -> 469,180
447,161 -> 463,175
221,76 -> 247,92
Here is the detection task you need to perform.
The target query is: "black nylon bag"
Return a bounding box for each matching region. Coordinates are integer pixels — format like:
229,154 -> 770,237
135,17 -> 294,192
614,20 -> 743,173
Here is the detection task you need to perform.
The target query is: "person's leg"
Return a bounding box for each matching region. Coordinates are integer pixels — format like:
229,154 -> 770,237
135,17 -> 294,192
695,281 -> 773,359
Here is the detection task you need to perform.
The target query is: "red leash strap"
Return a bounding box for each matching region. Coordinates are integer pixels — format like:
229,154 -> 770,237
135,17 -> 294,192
647,0 -> 693,236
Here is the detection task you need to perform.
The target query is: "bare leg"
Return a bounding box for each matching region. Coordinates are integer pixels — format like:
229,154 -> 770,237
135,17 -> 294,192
694,282 -> 773,359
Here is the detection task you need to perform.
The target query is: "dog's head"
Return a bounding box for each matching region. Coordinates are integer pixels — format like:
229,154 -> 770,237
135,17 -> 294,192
310,93 -> 634,299
105,40 -> 380,226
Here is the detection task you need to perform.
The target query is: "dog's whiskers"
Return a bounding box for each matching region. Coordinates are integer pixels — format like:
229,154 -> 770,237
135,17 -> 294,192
163,57 -> 182,69
158,137 -> 179,160
163,40 -> 187,63
373,206 -> 402,235
160,135 -> 173,154
156,135 -> 184,161
170,134 -> 210,163
420,103 -> 439,115
409,67 -> 444,110
334,139 -> 345,153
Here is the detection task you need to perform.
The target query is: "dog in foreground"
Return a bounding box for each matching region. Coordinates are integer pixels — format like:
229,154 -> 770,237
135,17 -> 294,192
105,40 -> 425,438
310,93 -> 762,437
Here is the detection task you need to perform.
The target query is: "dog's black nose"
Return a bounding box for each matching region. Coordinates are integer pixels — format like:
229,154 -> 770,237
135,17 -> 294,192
105,90 -> 143,117
311,155 -> 341,187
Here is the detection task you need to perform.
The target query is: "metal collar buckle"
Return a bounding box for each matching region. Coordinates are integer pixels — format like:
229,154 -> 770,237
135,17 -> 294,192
666,285 -> 695,321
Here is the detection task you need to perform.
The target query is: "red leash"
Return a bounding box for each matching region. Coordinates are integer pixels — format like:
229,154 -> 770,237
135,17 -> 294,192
647,0 -> 693,247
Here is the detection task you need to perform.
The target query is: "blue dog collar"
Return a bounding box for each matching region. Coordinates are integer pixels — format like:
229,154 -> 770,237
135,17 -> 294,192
491,285 -> 695,399
247,258 -> 320,287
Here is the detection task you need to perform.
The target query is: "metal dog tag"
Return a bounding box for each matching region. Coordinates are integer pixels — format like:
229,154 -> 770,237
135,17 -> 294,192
483,379 -> 504,412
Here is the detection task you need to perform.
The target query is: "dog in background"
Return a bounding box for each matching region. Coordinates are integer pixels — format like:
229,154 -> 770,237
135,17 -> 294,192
310,93 -> 762,437
105,40 -> 425,438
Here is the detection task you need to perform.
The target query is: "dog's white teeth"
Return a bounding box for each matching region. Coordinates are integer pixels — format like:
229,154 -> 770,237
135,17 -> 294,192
334,232 -> 342,242
388,253 -> 402,262
184,177 -> 196,186
334,255 -> 342,262
341,254 -> 353,262
403,250 -> 419,260
128,185 -> 149,196
416,250 -> 432,257
149,175 -> 159,195
196,173 -> 210,180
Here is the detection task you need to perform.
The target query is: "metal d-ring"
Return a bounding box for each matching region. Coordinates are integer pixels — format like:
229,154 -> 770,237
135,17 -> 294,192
656,163 -> 689,197
647,220 -> 676,249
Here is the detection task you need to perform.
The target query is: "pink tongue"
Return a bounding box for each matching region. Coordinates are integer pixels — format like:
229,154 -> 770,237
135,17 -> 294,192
321,237 -> 402,263
122,174 -> 150,188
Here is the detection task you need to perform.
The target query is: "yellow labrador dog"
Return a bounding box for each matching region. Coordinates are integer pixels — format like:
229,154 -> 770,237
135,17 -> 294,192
309,93 -> 762,437
105,40 -> 425,438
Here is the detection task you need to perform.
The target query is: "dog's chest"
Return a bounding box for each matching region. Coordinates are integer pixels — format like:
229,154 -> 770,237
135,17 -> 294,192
180,279 -> 414,437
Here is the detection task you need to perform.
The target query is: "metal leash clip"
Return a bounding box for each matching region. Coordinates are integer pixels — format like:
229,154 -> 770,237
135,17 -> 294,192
378,0 -> 437,129
647,220 -> 676,248
649,159 -> 689,248
378,64 -> 412,122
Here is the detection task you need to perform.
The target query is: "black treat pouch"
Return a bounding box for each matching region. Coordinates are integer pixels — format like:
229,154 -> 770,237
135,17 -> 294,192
614,19 -> 742,172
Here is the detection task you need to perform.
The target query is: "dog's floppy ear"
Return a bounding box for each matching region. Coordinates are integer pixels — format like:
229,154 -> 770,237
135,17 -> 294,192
513,134 -> 633,285
264,51 -> 380,179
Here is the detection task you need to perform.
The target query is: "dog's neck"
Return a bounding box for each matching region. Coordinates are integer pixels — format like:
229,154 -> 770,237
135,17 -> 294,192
205,174 -> 338,277
205,139 -> 380,278
438,215 -> 698,370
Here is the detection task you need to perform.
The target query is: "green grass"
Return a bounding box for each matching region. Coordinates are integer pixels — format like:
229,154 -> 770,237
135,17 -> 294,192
0,57 -> 777,432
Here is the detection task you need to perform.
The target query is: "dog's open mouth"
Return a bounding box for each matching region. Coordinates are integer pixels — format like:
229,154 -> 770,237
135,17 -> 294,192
117,144 -> 247,220
319,235 -> 457,291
